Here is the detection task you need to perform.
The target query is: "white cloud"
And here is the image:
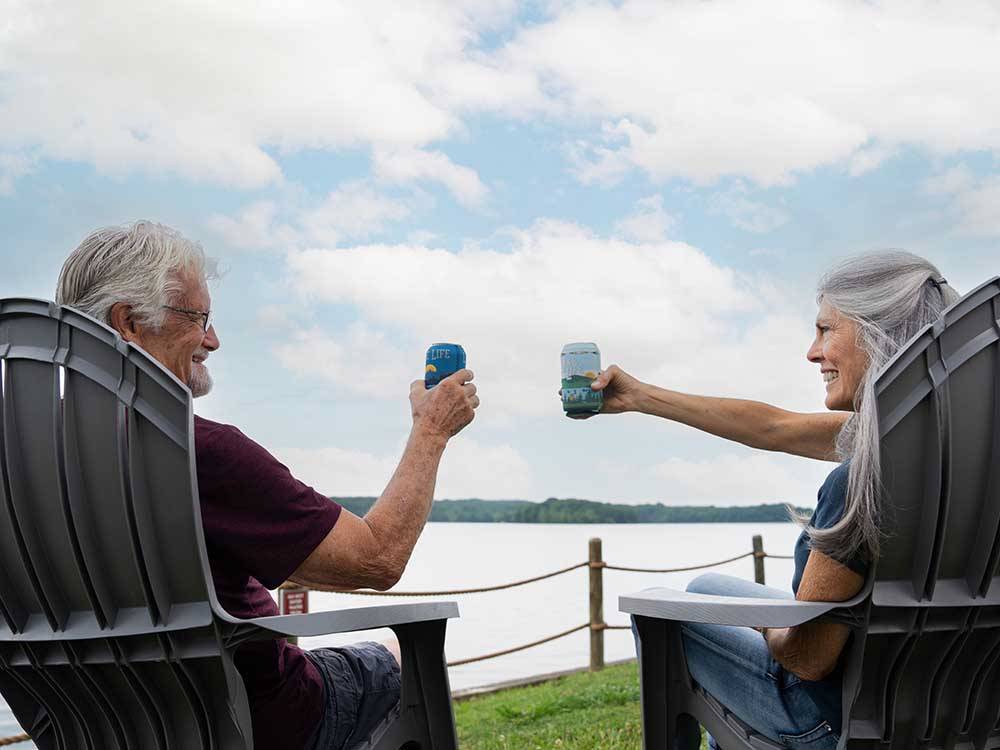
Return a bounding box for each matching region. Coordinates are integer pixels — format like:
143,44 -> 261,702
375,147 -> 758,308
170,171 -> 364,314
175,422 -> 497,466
273,436 -> 535,499
709,183 -> 789,234
7,1 -> 1000,195
924,164 -> 976,196
498,0 -> 1000,186
273,444 -> 399,498
274,323 -> 414,399
614,194 -> 676,242
0,152 -> 33,195
951,177 -> 1000,237
300,182 -> 412,246
279,220 -> 825,423
435,437 -> 535,499
374,149 -> 489,209
847,144 -> 897,177
0,1 -> 519,189
651,452 -> 834,507
925,165 -> 1000,237
255,303 -> 295,330
207,201 -> 296,251
566,123 -> 634,187
207,182 -> 411,251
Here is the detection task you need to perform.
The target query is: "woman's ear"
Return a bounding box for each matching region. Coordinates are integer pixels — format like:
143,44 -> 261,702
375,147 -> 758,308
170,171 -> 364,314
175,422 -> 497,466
109,302 -> 140,342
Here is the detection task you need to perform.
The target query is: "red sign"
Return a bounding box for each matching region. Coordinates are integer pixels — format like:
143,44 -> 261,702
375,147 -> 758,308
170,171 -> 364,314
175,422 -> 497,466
280,589 -> 309,615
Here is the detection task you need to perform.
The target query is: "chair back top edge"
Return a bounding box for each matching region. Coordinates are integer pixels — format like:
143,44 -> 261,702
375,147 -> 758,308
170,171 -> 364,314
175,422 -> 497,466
0,297 -> 227,641
870,277 -> 1000,606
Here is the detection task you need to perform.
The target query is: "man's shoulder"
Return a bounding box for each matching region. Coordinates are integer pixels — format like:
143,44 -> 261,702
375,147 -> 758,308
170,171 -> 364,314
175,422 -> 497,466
194,415 -> 255,459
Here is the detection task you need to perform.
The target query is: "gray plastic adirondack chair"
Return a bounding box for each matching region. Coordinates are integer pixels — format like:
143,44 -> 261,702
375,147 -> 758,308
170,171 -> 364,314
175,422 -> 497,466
621,277 -> 1000,750
0,298 -> 460,750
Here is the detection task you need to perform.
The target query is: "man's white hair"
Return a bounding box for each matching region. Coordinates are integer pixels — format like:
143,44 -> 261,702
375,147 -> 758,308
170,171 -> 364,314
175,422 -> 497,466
56,220 -> 218,329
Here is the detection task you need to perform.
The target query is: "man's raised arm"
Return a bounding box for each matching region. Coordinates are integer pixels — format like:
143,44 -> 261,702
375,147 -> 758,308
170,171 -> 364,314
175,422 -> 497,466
291,369 -> 479,591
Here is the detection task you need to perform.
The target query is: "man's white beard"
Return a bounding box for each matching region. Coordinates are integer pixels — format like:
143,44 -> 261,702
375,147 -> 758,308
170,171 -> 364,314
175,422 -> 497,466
190,362 -> 213,398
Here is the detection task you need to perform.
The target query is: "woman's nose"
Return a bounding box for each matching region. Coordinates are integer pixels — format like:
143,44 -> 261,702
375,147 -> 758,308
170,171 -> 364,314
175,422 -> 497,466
806,339 -> 822,363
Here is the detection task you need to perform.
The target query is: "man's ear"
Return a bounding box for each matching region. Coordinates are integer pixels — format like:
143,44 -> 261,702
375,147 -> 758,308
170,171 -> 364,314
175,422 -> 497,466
109,302 -> 141,342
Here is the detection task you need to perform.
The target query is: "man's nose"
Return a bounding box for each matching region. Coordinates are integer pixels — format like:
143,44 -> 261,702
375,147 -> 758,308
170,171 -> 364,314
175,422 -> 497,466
203,324 -> 220,351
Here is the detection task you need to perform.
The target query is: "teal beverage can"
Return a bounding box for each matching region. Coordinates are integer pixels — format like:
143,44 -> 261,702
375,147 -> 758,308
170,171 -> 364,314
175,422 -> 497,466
561,342 -> 602,414
425,343 -> 466,388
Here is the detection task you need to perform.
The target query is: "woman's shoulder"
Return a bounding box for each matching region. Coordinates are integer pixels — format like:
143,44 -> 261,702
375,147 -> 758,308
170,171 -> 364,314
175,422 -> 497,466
813,461 -> 850,529
821,461 -> 850,494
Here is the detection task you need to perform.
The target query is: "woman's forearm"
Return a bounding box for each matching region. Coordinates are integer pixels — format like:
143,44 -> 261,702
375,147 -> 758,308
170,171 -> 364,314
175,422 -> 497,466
765,622 -> 851,682
632,383 -> 846,461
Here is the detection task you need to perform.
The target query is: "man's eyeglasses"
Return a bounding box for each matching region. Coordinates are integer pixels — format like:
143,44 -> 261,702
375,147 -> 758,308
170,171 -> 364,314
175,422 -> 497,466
162,305 -> 213,332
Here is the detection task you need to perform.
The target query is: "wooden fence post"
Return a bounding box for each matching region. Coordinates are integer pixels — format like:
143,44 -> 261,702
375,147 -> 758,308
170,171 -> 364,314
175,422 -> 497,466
589,537 -> 605,671
752,534 -> 765,585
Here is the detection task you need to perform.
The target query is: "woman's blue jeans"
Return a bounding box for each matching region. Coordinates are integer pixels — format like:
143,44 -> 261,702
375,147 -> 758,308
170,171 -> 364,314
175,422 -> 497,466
632,572 -> 842,750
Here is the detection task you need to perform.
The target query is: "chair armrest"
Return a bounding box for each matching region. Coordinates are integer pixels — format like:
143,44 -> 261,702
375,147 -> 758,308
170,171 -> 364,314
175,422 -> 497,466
620,587 -> 867,628
242,601 -> 460,638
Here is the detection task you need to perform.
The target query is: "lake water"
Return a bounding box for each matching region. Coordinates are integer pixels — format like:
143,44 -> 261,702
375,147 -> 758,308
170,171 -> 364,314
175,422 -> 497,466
0,522 -> 801,746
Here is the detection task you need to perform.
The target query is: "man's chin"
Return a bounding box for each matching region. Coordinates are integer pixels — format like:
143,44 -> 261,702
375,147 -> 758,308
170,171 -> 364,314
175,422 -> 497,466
189,367 -> 213,398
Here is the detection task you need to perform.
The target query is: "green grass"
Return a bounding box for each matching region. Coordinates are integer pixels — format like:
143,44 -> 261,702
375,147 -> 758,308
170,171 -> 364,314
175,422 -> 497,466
454,662 -> 707,749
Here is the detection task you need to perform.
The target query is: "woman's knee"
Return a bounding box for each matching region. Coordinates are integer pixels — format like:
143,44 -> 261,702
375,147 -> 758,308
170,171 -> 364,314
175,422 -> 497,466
686,572 -> 733,594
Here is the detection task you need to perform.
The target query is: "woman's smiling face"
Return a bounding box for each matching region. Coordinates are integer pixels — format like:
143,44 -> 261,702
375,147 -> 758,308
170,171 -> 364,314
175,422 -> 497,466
807,299 -> 867,412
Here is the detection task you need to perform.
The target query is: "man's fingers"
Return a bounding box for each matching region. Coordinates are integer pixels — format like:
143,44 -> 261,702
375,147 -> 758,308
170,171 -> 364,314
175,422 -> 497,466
470,395 -> 481,409
410,379 -> 425,396
463,382 -> 478,397
445,368 -> 474,385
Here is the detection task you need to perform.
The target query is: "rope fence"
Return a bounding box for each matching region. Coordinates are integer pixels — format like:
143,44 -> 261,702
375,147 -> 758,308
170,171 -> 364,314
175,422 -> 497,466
603,550 -> 756,573
278,534 -> 794,672
448,623 -> 590,667
326,561 -> 589,597
1,535 -> 793,746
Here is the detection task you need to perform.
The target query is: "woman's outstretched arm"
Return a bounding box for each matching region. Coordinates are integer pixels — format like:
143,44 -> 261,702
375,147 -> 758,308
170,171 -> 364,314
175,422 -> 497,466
583,365 -> 848,462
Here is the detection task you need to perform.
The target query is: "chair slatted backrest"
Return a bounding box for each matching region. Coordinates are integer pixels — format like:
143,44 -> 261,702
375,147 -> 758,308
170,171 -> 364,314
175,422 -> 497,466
0,299 -> 249,750
846,277 -> 1000,749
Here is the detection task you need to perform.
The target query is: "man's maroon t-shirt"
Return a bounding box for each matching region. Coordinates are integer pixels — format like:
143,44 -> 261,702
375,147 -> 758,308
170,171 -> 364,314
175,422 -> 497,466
194,416 -> 342,750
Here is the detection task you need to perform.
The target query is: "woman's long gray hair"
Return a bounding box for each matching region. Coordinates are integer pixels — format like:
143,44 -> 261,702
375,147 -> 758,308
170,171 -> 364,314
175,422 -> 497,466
804,250 -> 960,563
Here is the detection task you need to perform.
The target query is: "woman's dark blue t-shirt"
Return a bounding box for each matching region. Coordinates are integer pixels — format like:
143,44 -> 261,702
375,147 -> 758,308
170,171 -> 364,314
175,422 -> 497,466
792,462 -> 869,595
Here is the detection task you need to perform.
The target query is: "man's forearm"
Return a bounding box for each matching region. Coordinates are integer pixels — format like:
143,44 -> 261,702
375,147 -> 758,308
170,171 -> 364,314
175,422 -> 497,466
633,383 -> 842,461
363,424 -> 449,582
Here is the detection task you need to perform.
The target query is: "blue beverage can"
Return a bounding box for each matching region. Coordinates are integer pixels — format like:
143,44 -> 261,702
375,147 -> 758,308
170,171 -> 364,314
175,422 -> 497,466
561,342 -> 602,414
425,343 -> 466,388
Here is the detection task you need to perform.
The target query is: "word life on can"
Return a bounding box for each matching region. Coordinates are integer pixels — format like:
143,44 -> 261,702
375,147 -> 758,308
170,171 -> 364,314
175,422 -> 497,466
425,343 -> 466,388
561,342 -> 602,414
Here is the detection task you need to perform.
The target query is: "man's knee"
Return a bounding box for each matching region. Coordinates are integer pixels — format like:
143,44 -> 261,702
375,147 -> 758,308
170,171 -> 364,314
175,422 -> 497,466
382,635 -> 401,669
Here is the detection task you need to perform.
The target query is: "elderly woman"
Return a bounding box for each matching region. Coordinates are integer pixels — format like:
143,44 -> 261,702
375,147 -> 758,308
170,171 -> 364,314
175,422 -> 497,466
585,251 -> 959,748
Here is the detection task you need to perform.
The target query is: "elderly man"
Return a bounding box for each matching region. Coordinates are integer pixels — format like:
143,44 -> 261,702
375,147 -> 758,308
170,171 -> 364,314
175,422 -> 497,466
55,221 -> 479,750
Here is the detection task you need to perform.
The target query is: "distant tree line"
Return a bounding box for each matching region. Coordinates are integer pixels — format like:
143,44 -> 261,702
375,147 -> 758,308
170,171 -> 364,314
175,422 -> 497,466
335,496 -> 808,524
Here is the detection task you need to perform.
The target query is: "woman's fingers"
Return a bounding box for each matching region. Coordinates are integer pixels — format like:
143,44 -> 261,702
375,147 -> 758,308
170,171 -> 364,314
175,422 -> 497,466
591,365 -> 619,390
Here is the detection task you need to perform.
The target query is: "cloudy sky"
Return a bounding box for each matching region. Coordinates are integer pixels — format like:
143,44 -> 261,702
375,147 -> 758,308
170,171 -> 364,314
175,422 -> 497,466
2,0 -> 998,506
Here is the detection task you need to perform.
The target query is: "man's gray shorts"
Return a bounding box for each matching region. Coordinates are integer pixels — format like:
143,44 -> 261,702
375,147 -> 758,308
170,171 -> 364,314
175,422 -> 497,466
304,641 -> 402,750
